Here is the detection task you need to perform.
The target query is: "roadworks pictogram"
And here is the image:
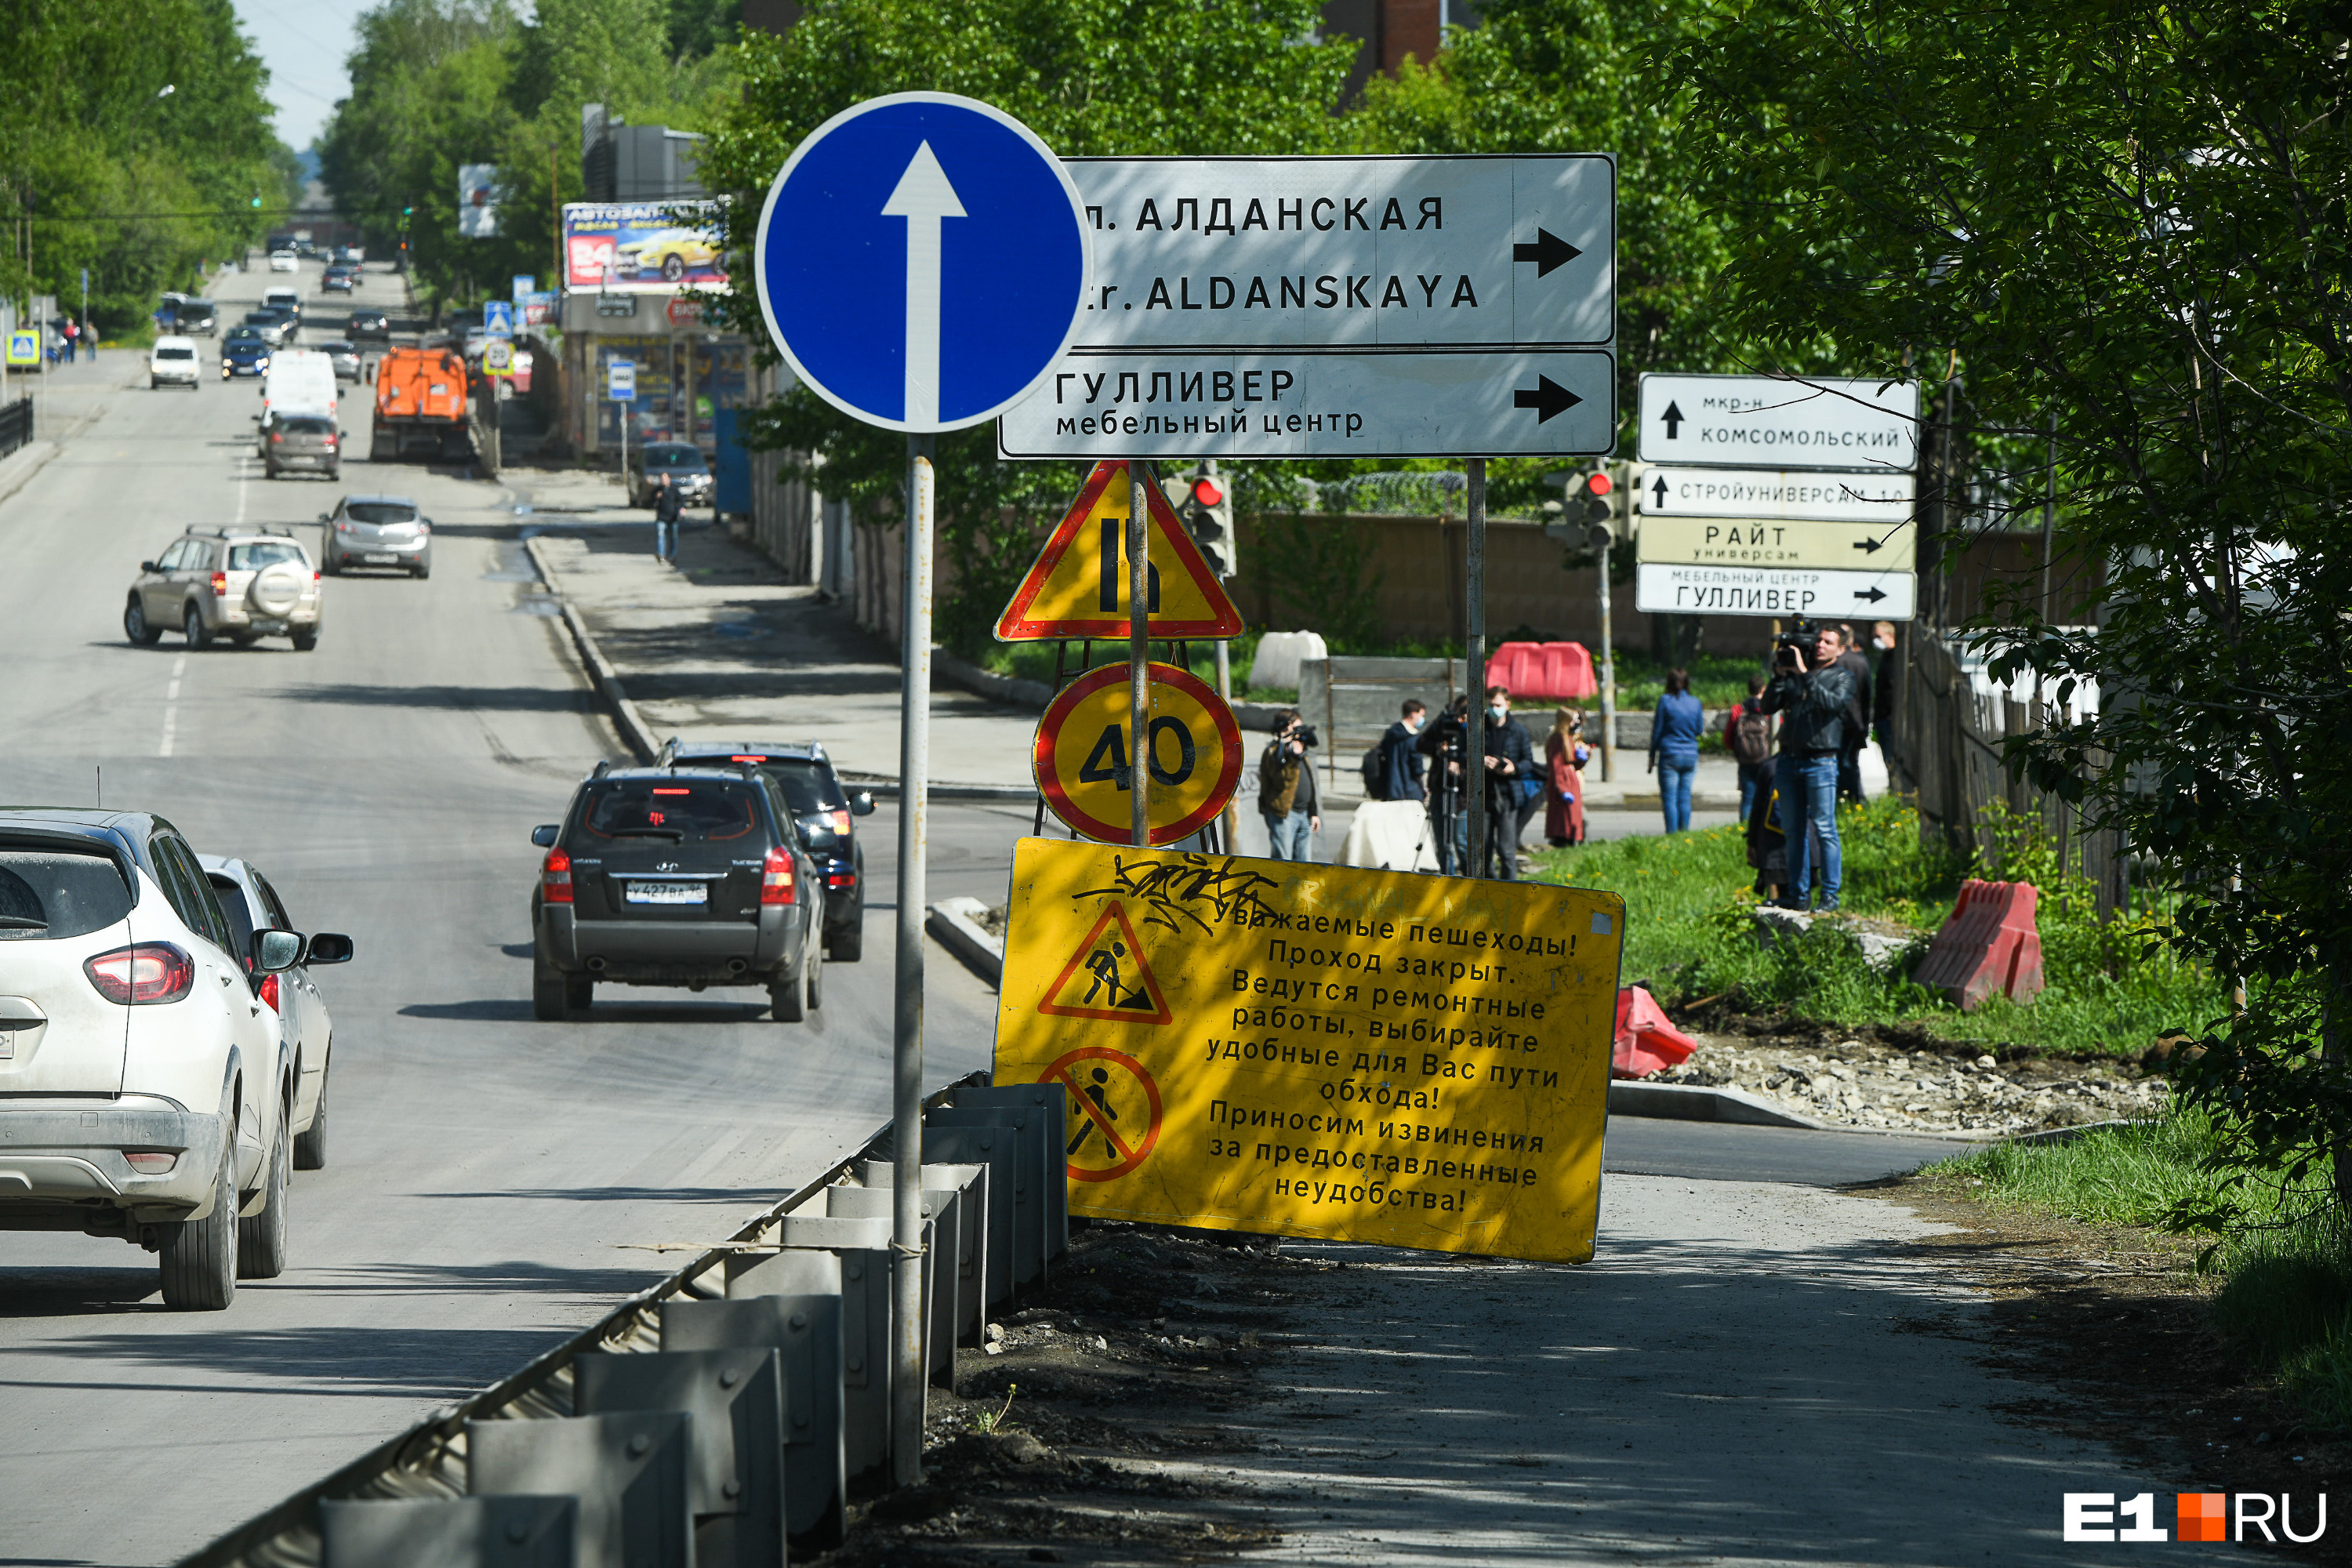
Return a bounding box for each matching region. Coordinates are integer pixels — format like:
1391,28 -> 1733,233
1036,902 -> 1171,1025
1040,1047 -> 1163,1181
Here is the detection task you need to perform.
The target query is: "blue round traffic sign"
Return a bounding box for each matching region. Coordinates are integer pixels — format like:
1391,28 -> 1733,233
755,93 -> 1091,434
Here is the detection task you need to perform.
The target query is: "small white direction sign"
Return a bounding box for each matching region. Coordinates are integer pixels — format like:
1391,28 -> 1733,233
996,349 -> 1615,459
1635,465 -> 1914,525
1066,156 -> 1614,350
1635,561 -> 1917,621
1637,373 -> 1919,472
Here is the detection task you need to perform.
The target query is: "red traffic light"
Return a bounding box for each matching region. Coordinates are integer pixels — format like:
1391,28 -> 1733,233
1192,477 -> 1225,507
1581,471 -> 1612,497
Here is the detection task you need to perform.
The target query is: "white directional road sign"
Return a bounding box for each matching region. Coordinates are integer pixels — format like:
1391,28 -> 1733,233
1065,156 -> 1613,350
1636,562 -> 1917,621
1635,465 -> 1915,524
757,93 -> 1091,434
1637,373 -> 1918,472
997,350 -> 1613,458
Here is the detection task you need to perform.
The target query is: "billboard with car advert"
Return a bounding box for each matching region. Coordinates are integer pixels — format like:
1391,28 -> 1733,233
561,201 -> 728,293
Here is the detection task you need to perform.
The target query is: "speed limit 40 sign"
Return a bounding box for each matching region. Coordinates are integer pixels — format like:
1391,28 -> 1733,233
1033,662 -> 1243,845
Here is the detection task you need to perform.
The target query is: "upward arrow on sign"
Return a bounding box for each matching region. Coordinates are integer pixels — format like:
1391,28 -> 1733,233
995,461 -> 1247,641
880,141 -> 967,430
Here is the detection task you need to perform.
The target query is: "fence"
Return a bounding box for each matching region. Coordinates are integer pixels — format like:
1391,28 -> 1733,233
0,395 -> 29,460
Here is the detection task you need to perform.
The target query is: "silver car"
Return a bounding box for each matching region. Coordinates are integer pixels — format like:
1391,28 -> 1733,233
198,856 -> 350,1171
319,341 -> 363,383
125,528 -> 324,651
319,494 -> 433,579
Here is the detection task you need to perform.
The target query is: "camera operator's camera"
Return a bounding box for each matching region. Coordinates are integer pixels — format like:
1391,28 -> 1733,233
1292,724 -> 1319,750
1773,619 -> 1823,670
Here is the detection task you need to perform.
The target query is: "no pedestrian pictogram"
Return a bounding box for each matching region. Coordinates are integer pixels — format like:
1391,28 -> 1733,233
1040,1046 -> 1163,1182
1036,902 -> 1171,1025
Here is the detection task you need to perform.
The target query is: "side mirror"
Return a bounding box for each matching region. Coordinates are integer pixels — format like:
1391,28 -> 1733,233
301,931 -> 354,966
850,791 -> 876,817
139,561 -> 158,574
531,824 -> 560,848
251,929 -> 303,974
317,513 -> 329,523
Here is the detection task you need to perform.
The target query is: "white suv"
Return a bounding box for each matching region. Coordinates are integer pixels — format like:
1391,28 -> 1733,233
0,811 -> 313,1308
149,334 -> 201,390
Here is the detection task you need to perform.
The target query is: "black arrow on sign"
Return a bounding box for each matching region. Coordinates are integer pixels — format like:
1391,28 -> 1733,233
1661,400 -> 1685,438
1512,376 -> 1583,423
1650,474 -> 1668,510
1852,534 -> 1886,554
1512,227 -> 1584,276
1853,586 -> 1889,604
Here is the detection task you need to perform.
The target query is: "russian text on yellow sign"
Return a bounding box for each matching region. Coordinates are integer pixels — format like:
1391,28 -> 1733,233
992,838 -> 1625,1264
994,459 -> 1245,641
1033,662 -> 1243,846
1635,514 -> 1916,573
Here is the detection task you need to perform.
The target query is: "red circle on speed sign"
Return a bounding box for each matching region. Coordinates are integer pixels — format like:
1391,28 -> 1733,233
1040,1047 -> 1163,1182
1032,662 -> 1242,845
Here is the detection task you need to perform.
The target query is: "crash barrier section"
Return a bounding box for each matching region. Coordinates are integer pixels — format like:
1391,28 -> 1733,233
1483,641 -> 1599,702
188,1076 -> 1070,1568
1912,877 -> 2045,1009
1611,985 -> 1697,1079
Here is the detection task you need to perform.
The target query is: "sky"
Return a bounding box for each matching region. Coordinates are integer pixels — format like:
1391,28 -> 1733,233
231,0 -> 368,153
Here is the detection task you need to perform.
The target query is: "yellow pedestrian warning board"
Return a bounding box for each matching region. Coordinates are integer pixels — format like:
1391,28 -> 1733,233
992,838 -> 1626,1264
1033,662 -> 1243,846
994,460 -> 1246,641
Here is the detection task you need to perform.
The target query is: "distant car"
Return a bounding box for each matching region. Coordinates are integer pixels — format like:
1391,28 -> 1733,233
335,245 -> 364,266
243,309 -> 293,348
321,267 -> 354,295
318,494 -> 431,578
198,855 -> 351,1172
655,739 -> 873,961
268,249 -> 299,273
220,327 -> 270,379
319,341 -> 362,382
172,298 -> 219,337
148,335 -> 201,390
528,765 -> 825,1022
260,412 -> 342,482
347,308 -> 390,342
616,228 -> 718,282
627,441 -> 714,508
125,527 -> 323,651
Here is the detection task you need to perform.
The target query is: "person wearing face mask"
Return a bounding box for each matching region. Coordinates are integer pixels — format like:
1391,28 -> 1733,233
1374,699 -> 1428,804
1475,684 -> 1537,879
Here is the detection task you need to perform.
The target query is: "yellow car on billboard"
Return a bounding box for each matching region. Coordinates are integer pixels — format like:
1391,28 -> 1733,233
616,228 -> 719,283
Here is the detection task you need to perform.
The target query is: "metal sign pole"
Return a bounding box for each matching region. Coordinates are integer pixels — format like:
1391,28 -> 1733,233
1465,459 -> 1488,878
1128,461 -> 1152,848
890,435 -> 935,1486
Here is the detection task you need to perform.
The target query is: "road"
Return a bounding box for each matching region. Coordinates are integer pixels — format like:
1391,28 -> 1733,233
0,262 -> 1004,1567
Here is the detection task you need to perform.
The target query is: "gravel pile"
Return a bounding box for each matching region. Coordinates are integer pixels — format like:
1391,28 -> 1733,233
1651,1033 -> 2169,1134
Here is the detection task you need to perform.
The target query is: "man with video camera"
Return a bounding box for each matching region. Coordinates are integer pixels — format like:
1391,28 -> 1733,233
1759,619 -> 1859,911
1258,709 -> 1322,862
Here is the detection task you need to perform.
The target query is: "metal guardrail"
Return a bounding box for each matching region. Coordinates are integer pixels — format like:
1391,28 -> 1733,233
0,394 -> 31,460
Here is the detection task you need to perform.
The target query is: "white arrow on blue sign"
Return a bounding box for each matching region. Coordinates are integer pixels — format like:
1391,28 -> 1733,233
755,93 -> 1091,434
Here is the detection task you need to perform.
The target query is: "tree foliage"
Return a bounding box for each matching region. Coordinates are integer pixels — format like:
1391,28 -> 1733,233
1670,0 -> 2352,1210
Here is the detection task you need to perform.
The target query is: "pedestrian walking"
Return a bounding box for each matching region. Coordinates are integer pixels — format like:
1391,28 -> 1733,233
1726,673 -> 1776,826
1373,699 -> 1427,804
1475,684 -> 1537,879
1647,668 -> 1704,833
1544,707 -> 1592,848
1868,619 -> 1899,768
1831,625 -> 1873,804
1258,709 -> 1321,862
1759,620 -> 1858,911
651,472 -> 683,562
60,319 -> 76,364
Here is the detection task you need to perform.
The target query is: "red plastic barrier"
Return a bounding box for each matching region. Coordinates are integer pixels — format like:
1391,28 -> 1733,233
1913,879 -> 2045,1009
1613,986 -> 1697,1079
1486,641 -> 1599,702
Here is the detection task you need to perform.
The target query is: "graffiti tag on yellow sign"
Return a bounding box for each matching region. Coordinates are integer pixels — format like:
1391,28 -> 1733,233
992,838 -> 1626,1264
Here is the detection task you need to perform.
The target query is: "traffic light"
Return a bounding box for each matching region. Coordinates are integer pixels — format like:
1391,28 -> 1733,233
1175,463 -> 1237,578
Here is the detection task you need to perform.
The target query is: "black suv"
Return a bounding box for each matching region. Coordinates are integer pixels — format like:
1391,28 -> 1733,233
347,308 -> 390,342
528,764 -> 823,1022
657,739 -> 873,961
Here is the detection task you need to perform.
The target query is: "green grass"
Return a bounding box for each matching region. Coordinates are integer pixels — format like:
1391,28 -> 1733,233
1530,793 -> 2228,1058
973,632 -> 1298,703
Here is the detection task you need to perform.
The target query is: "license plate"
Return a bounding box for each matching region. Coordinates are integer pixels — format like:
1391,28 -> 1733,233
624,881 -> 707,906
364,553 -> 397,564
253,620 -> 288,634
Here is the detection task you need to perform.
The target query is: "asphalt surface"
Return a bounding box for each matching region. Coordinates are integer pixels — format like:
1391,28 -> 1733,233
0,265 -> 1962,1565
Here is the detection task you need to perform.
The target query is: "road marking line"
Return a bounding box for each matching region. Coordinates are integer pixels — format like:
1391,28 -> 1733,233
161,653 -> 187,757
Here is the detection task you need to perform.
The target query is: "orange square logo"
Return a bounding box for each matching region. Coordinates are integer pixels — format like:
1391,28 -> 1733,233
2178,1493 -> 2227,1542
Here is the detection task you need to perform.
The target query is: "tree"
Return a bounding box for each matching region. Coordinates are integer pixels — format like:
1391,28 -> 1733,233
1670,0 -> 2352,1213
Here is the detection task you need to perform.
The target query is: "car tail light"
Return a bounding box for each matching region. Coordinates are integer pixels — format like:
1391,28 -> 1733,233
760,846 -> 795,905
829,809 -> 852,837
259,973 -> 281,1012
270,431 -> 283,443
826,871 -> 856,890
210,571 -> 227,597
123,1152 -> 178,1174
541,847 -> 574,904
85,943 -> 194,1005
323,434 -> 337,448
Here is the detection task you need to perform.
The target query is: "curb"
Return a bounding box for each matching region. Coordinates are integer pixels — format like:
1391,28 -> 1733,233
523,535 -> 660,764
0,438 -> 60,510
1606,1080 -> 1828,1130
925,896 -> 1004,988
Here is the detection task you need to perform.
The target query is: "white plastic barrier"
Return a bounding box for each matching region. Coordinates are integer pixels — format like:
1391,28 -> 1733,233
1247,630 -> 1327,694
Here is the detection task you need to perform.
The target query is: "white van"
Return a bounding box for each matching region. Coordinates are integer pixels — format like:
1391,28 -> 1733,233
260,348 -> 338,421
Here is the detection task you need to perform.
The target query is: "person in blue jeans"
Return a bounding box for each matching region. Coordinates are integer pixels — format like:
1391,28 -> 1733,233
1759,622 -> 1860,910
1648,669 -> 1704,833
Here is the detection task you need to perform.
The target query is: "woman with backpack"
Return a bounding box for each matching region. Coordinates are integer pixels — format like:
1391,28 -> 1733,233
1726,673 -> 1777,827
1647,669 -> 1705,833
1544,708 -> 1592,848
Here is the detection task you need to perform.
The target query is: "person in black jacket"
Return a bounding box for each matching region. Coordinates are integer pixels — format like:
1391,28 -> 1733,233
651,472 -> 684,562
1376,700 -> 1428,804
1759,622 -> 1857,911
1832,624 -> 1874,804
1475,684 -> 1536,880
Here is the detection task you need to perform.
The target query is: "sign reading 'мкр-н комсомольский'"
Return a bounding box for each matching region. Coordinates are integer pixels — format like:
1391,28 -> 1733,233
1636,374 -> 1920,472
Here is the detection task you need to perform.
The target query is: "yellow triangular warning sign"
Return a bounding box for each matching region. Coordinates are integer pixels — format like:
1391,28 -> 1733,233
994,461 -> 1247,642
1036,902 -> 1172,1025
